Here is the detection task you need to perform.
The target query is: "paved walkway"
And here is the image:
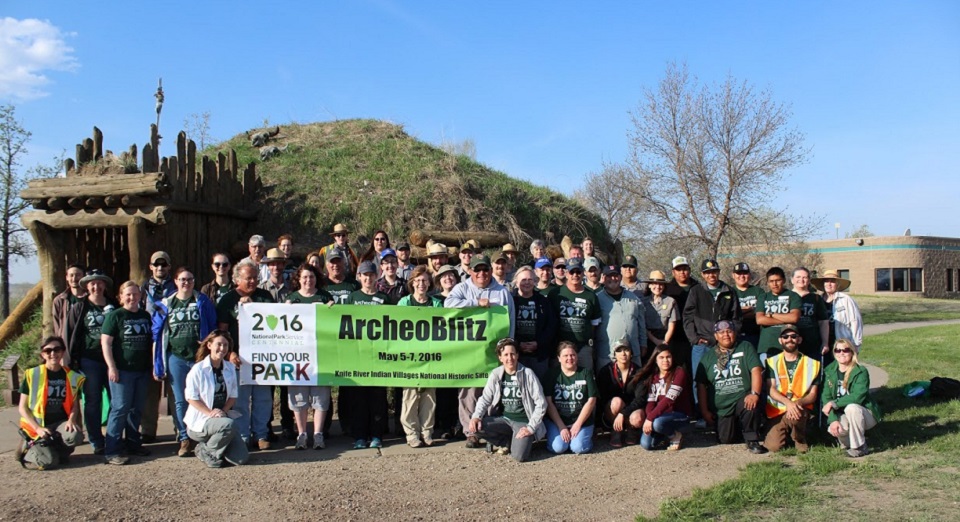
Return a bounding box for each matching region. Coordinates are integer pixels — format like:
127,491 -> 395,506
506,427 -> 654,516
1,320 -> 954,457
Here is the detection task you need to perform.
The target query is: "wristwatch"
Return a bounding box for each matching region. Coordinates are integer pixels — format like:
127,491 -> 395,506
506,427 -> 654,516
749,391 -> 760,396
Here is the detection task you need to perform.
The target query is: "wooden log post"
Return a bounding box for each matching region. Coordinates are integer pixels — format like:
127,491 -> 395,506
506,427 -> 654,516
408,229 -> 510,249
21,172 -> 169,199
127,217 -> 150,284
26,221 -> 64,337
0,282 -> 42,350
93,126 -> 104,162
64,158 -> 75,176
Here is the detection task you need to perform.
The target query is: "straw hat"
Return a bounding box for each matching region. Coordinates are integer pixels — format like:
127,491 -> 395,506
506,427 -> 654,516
332,223 -> 349,235
643,270 -> 669,283
811,269 -> 851,292
260,248 -> 287,264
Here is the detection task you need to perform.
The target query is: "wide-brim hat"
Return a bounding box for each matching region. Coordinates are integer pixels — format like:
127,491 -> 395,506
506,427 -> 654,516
332,223 -> 349,235
80,270 -> 113,288
811,269 -> 851,292
501,243 -> 519,254
435,264 -> 460,281
427,243 -> 448,257
643,270 -> 668,283
261,248 -> 287,264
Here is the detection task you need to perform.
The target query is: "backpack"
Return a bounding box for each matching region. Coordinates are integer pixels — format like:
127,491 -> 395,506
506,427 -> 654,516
929,377 -> 960,401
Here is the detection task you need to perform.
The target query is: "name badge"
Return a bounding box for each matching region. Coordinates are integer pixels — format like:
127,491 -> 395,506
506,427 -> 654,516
575,380 -> 587,385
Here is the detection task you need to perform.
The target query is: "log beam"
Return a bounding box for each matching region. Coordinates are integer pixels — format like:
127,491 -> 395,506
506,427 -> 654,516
21,172 -> 169,199
22,207 -> 169,230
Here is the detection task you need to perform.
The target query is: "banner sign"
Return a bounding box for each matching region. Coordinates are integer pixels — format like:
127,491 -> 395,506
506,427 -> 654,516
238,303 -> 509,387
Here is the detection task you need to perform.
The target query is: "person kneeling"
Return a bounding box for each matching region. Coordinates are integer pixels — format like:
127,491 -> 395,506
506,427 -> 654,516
469,338 -> 547,462
764,324 -> 820,453
17,337 -> 85,470
544,341 -> 598,454
822,338 -> 880,458
624,345 -> 692,451
183,331 -> 248,468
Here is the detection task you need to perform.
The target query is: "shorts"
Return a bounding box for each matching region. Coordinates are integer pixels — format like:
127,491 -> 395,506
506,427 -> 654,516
287,386 -> 331,412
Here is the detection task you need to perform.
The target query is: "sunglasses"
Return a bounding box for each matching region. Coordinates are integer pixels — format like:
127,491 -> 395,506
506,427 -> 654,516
152,262 -> 169,268
333,233 -> 346,237
41,347 -> 65,355
568,270 -> 584,275
374,237 -> 388,242
833,348 -> 853,354
780,333 -> 799,340
177,277 -> 195,283
213,262 -> 230,268
473,266 -> 491,273
555,265 -> 566,270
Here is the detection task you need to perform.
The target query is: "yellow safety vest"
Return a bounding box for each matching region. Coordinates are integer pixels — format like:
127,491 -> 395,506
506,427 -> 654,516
19,365 -> 85,439
765,354 -> 820,417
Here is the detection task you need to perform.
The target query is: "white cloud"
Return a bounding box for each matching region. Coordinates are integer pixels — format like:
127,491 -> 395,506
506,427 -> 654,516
0,18 -> 78,101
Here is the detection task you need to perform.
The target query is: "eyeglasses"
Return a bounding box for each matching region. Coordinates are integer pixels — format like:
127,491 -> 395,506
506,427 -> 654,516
177,277 -> 195,283
780,333 -> 799,340
41,347 -> 64,355
833,348 -> 853,354
213,262 -> 230,268
152,262 -> 169,268
374,237 -> 387,242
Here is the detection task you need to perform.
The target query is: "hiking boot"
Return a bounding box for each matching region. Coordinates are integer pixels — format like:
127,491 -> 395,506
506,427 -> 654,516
747,441 -> 768,454
105,455 -> 129,465
609,431 -> 625,448
465,435 -> 481,449
295,433 -> 308,450
667,432 -> 683,451
178,440 -> 192,457
313,433 -> 326,450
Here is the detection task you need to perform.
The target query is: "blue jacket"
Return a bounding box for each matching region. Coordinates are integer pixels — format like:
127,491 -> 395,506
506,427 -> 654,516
151,291 -> 217,378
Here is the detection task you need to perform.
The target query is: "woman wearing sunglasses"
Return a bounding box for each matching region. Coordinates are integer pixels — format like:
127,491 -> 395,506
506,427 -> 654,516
821,338 -> 880,458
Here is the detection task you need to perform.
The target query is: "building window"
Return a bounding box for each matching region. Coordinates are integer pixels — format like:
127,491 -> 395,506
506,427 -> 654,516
838,269 -> 850,281
876,268 -> 922,292
949,269 -> 954,293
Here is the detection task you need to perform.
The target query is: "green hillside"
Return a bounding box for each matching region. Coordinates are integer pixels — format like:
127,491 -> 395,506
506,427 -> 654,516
210,119 -> 611,251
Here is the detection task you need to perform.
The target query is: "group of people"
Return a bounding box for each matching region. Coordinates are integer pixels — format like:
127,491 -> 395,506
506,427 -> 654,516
17,225 -> 876,469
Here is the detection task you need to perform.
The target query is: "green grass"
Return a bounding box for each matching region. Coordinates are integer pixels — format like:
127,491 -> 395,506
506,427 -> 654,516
209,119 -> 611,251
641,324 -> 960,521
0,308 -> 43,407
854,294 -> 960,324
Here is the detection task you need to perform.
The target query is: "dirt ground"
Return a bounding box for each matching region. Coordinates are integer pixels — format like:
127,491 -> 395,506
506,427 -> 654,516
0,426 -> 765,521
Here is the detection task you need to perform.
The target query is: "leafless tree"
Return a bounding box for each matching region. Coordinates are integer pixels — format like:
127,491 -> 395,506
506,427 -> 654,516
844,224 -> 874,239
574,161 -> 651,252
183,111 -> 213,150
626,62 -> 816,259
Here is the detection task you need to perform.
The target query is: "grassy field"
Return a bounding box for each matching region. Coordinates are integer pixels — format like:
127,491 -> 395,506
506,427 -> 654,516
854,294 -> 960,324
640,323 -> 960,521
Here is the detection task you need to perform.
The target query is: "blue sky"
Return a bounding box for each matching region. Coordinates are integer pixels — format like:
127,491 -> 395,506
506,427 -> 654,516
2,1 -> 959,282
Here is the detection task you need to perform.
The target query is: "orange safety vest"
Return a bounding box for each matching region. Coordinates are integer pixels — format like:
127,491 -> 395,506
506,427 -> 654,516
765,353 -> 820,418
19,365 -> 85,439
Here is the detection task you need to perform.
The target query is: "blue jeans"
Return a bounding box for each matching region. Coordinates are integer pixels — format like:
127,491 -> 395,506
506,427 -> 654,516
691,343 -> 710,405
105,369 -> 150,457
640,412 -> 689,450
235,384 -> 273,442
167,354 -> 195,442
546,420 -> 595,454
81,358 -> 109,450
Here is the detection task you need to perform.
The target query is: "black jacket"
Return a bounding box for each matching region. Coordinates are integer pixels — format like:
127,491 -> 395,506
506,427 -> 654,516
682,280 -> 742,346
512,290 -> 558,360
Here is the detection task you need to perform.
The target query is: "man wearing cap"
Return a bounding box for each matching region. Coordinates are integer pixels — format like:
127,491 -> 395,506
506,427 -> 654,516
258,248 -> 295,440
552,257 -> 567,287
376,248 -> 408,304
584,257 -> 604,293
596,265 -> 647,369
445,254 -> 515,448
764,324 -> 820,453
456,243 -> 475,281
425,243 -> 450,277
140,251 -> 177,443
492,251 -> 512,289
756,267 -> 802,357
665,256 -> 699,369
696,320 -> 767,454
534,257 -> 557,296
396,242 -> 415,281
53,263 -> 86,339
323,251 -> 360,304
318,224 -> 360,275
620,256 -> 646,298
732,262 -> 763,348
550,258 -> 603,372
683,259 -> 742,393
241,235 -> 271,283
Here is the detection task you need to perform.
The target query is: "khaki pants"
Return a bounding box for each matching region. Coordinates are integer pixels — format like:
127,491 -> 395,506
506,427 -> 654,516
400,388 -> 436,442
23,422 -> 83,470
764,410 -> 810,452
835,404 -> 877,450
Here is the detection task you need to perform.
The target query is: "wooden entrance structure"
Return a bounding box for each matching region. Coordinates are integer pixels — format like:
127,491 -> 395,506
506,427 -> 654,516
21,125 -> 262,335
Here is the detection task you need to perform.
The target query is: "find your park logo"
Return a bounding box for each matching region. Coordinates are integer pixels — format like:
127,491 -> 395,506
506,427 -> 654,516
249,312 -> 309,347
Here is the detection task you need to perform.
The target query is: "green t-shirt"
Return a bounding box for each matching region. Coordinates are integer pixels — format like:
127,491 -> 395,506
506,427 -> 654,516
735,285 -> 764,336
81,301 -> 115,362
546,367 -> 598,426
696,341 -> 761,417
287,290 -> 333,304
346,290 -> 389,305
216,289 -> 276,350
757,290 -> 802,352
101,308 -> 153,372
513,294 -> 538,343
537,284 -> 560,298
325,280 -> 360,304
500,373 -> 527,423
19,369 -> 69,426
797,292 -> 828,356
166,296 -> 201,360
550,286 -> 602,346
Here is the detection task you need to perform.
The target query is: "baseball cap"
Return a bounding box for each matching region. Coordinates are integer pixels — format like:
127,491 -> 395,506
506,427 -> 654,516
470,255 -> 491,270
325,250 -> 344,261
566,258 -> 584,273
602,265 -> 621,277
714,320 -> 736,333
357,260 -> 377,274
553,257 -> 567,268
584,257 -> 601,271
621,255 -> 638,268
493,251 -> 508,263
379,248 -> 397,261
534,257 -> 552,269
396,242 -> 410,251
150,251 -> 171,265
672,256 -> 690,269
733,262 -> 751,273
780,324 -> 800,335
701,259 -> 720,272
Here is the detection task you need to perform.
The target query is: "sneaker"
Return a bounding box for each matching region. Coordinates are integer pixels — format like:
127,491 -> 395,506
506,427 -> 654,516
353,439 -> 367,449
408,438 -> 423,448
625,429 -> 640,446
369,437 -> 382,449
128,446 -> 151,457
195,445 -> 222,468
495,445 -> 510,455
422,434 -> 434,447
695,419 -> 707,430
313,433 -> 325,450
295,433 -> 308,450
610,431 -> 625,448
846,445 -> 869,458
105,455 -> 129,465
178,440 -> 192,457
92,446 -> 105,456
465,435 -> 481,449
747,441 -> 768,454
668,432 -> 683,451
257,439 -> 271,451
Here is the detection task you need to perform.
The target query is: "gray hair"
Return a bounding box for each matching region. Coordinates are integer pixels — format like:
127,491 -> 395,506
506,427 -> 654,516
529,239 -> 545,255
511,265 -> 535,285
233,259 -> 258,282
248,234 -> 265,246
